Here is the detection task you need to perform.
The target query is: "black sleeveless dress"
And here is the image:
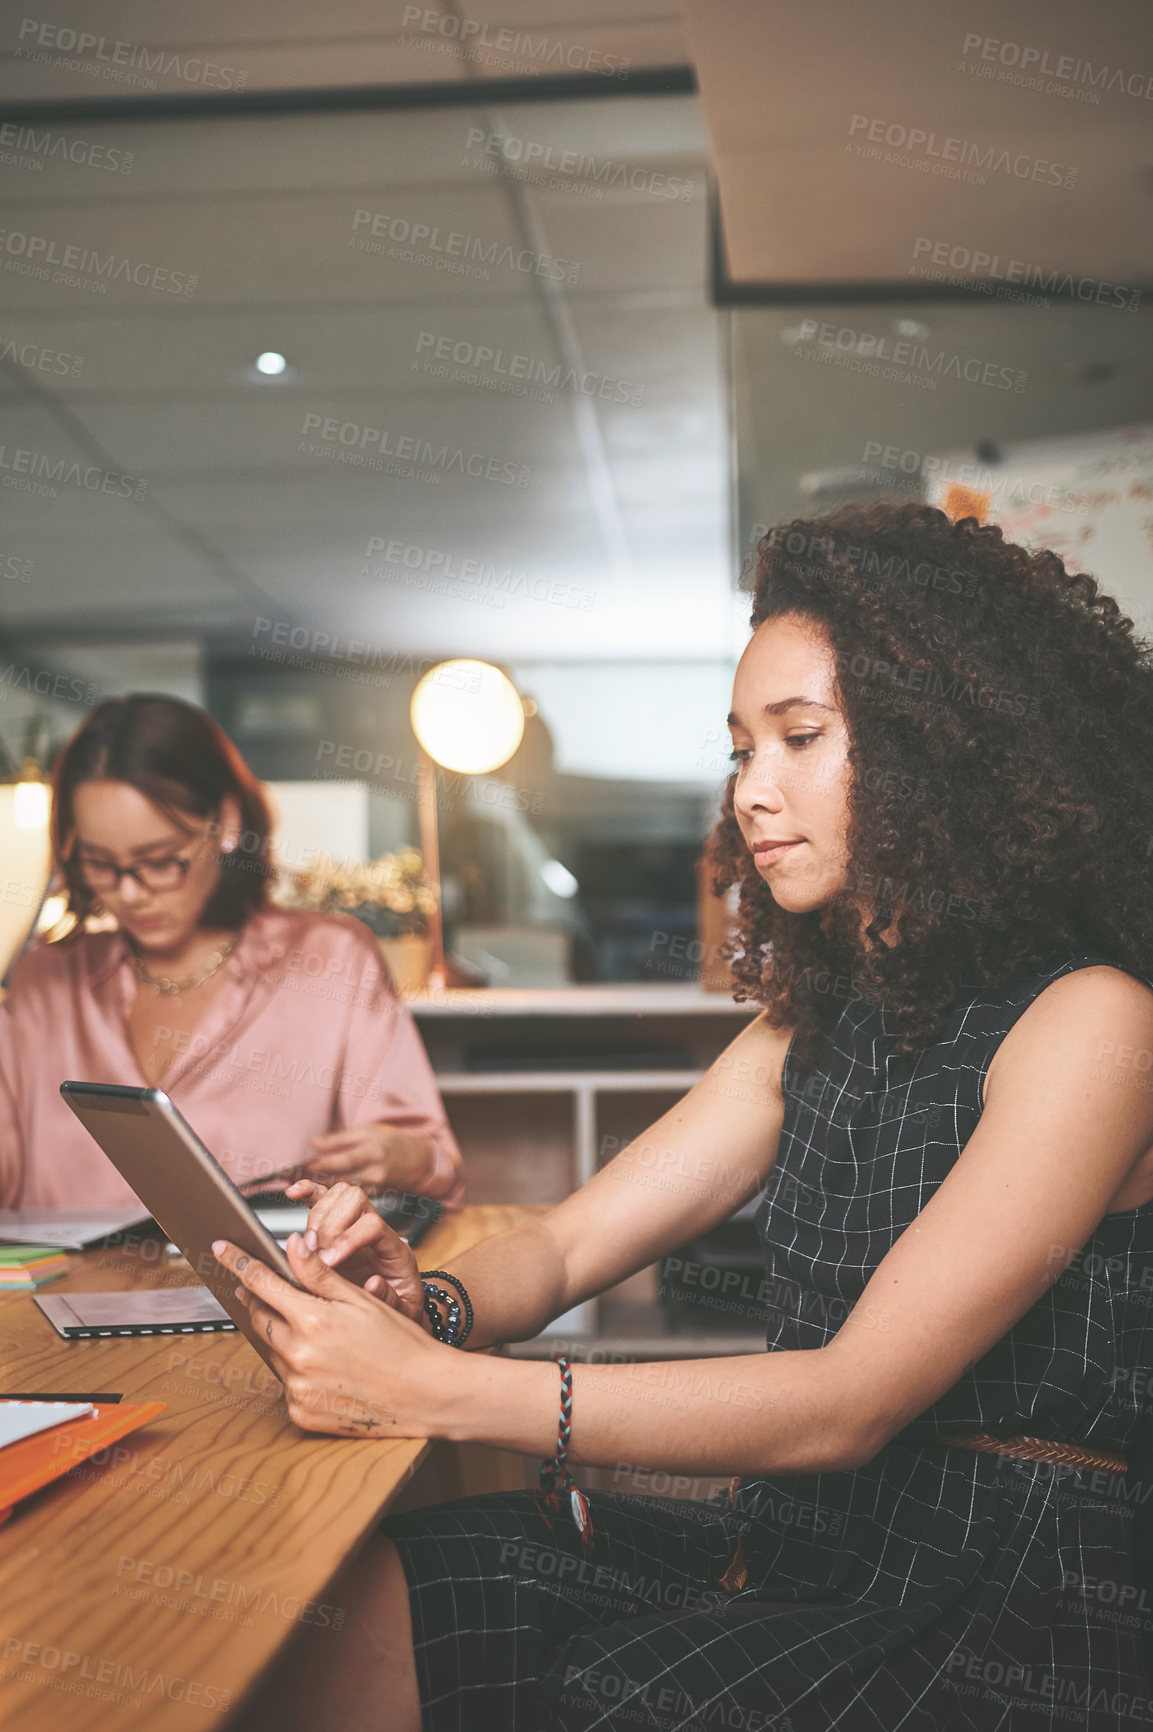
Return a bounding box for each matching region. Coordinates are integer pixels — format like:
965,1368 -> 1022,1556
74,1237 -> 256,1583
382,951 -> 1153,1730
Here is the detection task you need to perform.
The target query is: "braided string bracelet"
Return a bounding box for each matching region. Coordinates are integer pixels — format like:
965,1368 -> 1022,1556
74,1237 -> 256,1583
535,1356 -> 595,1555
419,1269 -> 474,1346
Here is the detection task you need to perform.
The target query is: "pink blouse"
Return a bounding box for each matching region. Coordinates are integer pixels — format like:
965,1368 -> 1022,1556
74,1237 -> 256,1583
0,907 -> 465,1213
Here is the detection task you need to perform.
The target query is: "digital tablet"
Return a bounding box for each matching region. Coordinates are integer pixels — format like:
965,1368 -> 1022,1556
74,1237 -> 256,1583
60,1081 -> 304,1372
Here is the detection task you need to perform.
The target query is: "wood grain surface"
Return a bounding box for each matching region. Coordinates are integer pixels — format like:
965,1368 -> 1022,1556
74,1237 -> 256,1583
0,1204 -> 538,1732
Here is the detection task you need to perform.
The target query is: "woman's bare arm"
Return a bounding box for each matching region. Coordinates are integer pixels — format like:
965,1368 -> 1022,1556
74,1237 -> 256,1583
423,1011 -> 795,1348
432,966 -> 1153,1475
221,967 -> 1153,1474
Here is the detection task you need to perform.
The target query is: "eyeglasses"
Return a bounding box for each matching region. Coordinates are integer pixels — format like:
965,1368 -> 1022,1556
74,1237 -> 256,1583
73,822 -> 216,895
75,853 -> 195,893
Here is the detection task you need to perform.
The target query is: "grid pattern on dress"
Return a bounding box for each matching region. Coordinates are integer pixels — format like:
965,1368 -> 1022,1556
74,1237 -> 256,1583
383,951 -> 1153,1731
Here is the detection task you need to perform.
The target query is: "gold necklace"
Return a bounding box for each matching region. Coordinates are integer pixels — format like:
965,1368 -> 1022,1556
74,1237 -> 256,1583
130,935 -> 239,997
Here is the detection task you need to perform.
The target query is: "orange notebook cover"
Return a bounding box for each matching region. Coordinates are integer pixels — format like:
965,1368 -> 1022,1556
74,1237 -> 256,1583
0,1401 -> 167,1525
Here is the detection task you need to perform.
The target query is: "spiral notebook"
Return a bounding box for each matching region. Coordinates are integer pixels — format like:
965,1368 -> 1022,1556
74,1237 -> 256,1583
34,1287 -> 236,1340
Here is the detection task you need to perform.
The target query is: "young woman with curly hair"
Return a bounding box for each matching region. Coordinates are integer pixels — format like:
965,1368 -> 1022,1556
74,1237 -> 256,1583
225,501 -> 1153,1732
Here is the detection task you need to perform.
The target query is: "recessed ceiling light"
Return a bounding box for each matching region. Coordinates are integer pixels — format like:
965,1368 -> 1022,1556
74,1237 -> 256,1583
255,352 -> 287,376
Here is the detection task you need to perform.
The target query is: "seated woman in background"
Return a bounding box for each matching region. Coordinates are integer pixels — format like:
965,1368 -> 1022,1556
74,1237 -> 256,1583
0,693 -> 463,1213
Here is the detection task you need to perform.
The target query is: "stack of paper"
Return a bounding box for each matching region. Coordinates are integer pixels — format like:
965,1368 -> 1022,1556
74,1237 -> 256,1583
0,1400 -> 92,1446
0,1245 -> 70,1290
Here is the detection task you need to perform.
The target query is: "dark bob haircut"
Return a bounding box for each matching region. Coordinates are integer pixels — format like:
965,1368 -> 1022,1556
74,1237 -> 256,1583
705,499 -> 1153,1066
51,693 -> 274,930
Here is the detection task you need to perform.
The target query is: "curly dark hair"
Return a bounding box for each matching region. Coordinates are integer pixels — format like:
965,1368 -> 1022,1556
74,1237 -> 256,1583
705,499 -> 1153,1064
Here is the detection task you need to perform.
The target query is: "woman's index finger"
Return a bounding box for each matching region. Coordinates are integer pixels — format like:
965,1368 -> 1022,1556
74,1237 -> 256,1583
211,1238 -> 310,1318
308,1185 -> 367,1234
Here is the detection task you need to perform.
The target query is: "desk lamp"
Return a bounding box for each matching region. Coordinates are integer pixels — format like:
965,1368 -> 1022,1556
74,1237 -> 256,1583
409,660 -> 526,990
0,768 -> 52,987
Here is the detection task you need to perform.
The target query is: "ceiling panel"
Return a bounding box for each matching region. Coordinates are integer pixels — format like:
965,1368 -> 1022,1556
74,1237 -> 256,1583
0,300 -> 562,394
0,111 -> 495,201
68,368 -> 590,462
462,0 -> 682,25
520,187 -> 704,294
0,513 -> 241,619
0,2 -> 684,102
2,1 -> 422,47
0,4 -> 452,103
0,184 -> 550,311
686,0 -> 1153,287
0,40 -> 730,666
0,39 -> 472,105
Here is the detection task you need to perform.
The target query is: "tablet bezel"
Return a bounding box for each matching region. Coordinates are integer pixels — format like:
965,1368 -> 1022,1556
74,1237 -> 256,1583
60,1080 -> 304,1373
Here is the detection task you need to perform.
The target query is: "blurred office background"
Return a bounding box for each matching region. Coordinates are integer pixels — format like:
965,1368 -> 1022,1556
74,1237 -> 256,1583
2,0 -> 1151,1346
2,0 -> 1152,980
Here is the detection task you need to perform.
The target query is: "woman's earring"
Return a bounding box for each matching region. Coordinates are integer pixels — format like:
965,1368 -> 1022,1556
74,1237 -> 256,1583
222,838 -> 237,855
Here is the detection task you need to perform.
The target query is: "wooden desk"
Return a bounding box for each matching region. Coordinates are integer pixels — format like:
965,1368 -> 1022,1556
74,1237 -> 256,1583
0,1205 -> 535,1732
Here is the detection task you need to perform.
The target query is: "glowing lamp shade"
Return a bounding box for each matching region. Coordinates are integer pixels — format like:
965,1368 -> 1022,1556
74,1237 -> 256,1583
14,779 -> 50,829
410,661 -> 525,775
0,781 -> 52,980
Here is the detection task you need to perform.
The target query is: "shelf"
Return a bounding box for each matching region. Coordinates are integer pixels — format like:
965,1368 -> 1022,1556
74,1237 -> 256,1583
506,1333 -> 765,1360
417,990 -> 757,1345
410,983 -> 760,1018
435,1070 -> 704,1094
509,1297 -> 766,1360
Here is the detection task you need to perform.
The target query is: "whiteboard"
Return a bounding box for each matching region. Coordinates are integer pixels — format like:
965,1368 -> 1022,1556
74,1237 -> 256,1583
925,422 -> 1153,640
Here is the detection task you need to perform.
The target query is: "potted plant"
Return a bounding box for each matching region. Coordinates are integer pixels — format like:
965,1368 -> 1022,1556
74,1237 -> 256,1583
274,847 -> 438,994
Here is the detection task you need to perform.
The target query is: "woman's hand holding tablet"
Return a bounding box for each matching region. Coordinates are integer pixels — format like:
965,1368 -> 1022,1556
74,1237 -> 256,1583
283,1179 -> 430,1328
211,1232 -> 455,1439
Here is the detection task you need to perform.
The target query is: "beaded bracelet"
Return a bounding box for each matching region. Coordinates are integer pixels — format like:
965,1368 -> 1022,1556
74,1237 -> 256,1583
535,1356 -> 595,1554
420,1281 -> 461,1343
419,1269 -> 474,1347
